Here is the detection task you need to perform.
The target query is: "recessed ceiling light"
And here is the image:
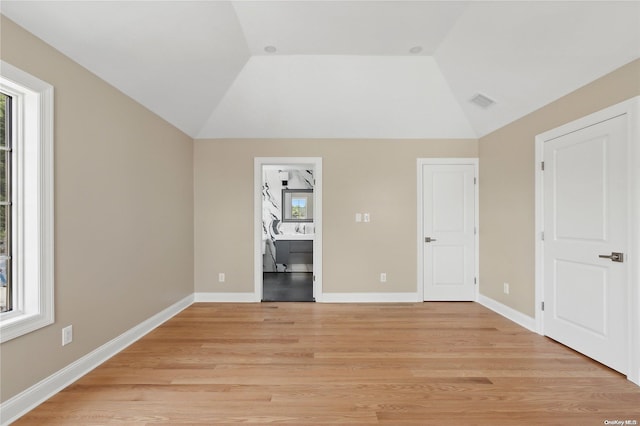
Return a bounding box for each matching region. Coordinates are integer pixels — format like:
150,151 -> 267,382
264,45 -> 277,53
409,46 -> 423,54
469,93 -> 496,109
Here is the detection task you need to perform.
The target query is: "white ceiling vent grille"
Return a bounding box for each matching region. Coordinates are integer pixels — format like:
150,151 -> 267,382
469,93 -> 496,109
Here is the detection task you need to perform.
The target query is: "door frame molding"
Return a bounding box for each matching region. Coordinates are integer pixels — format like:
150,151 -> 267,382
254,157 -> 323,302
534,96 -> 640,385
417,158 -> 479,301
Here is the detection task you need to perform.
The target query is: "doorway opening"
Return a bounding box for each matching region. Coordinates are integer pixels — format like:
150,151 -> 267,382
254,158 -> 323,302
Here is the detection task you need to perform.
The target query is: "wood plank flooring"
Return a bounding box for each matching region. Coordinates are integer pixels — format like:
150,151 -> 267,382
14,302 -> 640,425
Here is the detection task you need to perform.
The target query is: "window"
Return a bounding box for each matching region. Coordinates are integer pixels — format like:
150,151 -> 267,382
0,61 -> 54,343
282,189 -> 313,223
0,92 -> 12,313
291,197 -> 307,219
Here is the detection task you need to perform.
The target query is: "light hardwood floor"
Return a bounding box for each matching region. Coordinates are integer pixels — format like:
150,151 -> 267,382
15,302 -> 640,425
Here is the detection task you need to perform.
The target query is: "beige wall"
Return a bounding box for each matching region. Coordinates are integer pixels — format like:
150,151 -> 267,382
194,139 -> 477,294
479,59 -> 640,317
0,16 -> 194,402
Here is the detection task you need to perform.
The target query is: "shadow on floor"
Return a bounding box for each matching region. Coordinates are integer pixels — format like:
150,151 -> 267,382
263,272 -> 314,302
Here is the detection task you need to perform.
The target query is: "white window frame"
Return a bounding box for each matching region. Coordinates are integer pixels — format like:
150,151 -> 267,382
0,61 -> 54,343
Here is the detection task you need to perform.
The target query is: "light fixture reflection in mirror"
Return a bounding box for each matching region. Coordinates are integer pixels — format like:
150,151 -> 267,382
282,189 -> 313,222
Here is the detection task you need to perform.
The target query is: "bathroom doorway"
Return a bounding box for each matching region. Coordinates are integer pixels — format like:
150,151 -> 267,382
254,158 -> 323,302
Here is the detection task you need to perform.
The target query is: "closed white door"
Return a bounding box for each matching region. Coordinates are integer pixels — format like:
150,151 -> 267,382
543,114 -> 628,374
423,164 -> 476,301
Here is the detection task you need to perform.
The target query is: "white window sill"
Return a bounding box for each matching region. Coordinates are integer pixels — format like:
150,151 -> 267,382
1,310 -> 54,343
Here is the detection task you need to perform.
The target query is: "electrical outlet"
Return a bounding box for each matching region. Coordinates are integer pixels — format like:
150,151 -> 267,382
363,213 -> 370,222
380,273 -> 387,283
355,213 -> 362,222
218,273 -> 225,283
62,325 -> 73,346
503,282 -> 510,295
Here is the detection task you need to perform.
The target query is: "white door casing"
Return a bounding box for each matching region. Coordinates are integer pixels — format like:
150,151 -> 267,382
254,157 -> 323,302
535,96 -> 640,385
419,160 -> 478,301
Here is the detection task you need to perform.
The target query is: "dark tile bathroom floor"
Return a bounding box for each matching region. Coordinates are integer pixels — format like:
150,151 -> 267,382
263,272 -> 314,302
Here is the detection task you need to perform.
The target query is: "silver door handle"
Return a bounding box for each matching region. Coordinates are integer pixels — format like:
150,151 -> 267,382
598,252 -> 624,263
425,237 -> 437,243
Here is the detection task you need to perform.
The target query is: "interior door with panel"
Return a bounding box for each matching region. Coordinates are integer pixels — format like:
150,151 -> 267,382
543,114 -> 628,374
423,164 -> 476,301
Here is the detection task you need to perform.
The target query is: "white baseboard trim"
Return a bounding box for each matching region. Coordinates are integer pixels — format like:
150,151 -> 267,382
193,292 -> 420,303
0,294 -> 194,426
194,292 -> 260,303
477,294 -> 536,332
321,292 -> 420,303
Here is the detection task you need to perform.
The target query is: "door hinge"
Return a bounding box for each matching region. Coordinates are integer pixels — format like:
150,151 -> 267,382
474,227 -> 477,235
541,231 -> 544,241
541,161 -> 545,171
474,277 -> 477,285
541,301 -> 545,311
474,177 -> 477,185
313,275 -> 316,282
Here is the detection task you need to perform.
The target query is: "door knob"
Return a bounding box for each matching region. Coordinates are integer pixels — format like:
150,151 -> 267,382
598,252 -> 624,262
425,237 -> 437,243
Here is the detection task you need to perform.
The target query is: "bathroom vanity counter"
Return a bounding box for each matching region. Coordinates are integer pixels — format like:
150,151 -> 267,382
275,238 -> 313,267
274,234 -> 314,240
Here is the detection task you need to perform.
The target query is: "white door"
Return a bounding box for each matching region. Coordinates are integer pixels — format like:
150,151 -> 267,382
543,114 -> 628,374
423,164 -> 476,301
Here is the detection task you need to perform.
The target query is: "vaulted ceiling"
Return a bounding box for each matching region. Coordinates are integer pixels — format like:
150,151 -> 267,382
2,1 -> 639,139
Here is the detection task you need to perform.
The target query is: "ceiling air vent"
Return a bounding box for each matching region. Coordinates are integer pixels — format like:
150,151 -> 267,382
469,93 -> 496,109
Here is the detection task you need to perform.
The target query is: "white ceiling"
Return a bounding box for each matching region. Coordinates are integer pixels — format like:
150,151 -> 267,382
1,1 -> 639,139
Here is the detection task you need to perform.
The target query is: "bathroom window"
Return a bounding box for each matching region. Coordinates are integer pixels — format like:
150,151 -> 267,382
291,197 -> 307,219
282,189 -> 313,223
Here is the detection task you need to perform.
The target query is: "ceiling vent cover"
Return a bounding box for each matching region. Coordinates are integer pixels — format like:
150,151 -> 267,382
470,93 -> 496,109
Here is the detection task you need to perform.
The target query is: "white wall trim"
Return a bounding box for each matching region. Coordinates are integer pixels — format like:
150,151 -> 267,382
534,96 -> 640,385
417,158 -> 479,301
194,292 -> 259,303
0,294 -> 194,425
629,97 -> 640,386
194,292 -> 420,304
0,61 -> 55,343
534,127 -> 545,336
321,292 -> 420,303
254,157 -> 323,302
477,294 -> 536,333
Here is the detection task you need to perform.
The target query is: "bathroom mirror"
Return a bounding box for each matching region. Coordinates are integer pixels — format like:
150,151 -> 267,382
282,189 -> 313,222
